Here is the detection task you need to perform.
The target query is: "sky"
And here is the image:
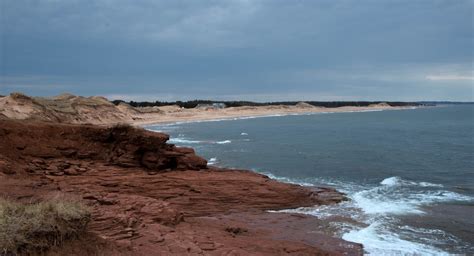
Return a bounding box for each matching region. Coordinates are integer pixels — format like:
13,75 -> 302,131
0,0 -> 473,101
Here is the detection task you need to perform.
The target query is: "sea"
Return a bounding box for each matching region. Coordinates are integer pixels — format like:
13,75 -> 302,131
146,105 -> 474,255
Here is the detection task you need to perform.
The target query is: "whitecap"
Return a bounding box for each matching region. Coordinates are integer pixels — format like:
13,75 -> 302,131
168,137 -> 233,145
168,138 -> 202,144
419,181 -> 444,188
240,132 -> 248,136
208,157 -> 217,165
353,179 -> 472,216
380,176 -> 404,186
381,176 -> 444,188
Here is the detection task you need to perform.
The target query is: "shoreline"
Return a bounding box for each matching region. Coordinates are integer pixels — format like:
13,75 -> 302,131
131,105 -> 417,127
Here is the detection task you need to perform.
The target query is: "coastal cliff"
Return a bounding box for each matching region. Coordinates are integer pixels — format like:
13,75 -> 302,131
0,119 -> 362,255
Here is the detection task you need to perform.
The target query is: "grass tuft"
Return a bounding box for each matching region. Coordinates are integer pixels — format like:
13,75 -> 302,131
0,197 -> 91,255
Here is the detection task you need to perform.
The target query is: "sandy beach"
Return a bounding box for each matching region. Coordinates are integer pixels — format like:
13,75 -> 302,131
131,104 -> 412,126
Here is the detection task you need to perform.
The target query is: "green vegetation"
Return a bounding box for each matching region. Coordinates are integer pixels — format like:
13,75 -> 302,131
0,198 -> 90,255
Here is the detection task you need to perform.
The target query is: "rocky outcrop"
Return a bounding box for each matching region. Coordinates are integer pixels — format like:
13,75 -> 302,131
0,119 -> 362,255
0,121 -> 206,175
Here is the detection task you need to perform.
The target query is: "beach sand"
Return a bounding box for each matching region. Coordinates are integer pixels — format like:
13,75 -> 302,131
130,104 -> 410,126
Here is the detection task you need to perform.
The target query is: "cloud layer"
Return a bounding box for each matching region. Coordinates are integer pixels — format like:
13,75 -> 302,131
1,0 -> 473,101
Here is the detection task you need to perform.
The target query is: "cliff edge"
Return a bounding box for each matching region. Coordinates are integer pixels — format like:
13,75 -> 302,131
0,119 -> 362,255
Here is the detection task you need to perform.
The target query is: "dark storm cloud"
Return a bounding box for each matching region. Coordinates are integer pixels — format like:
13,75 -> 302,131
0,0 -> 473,100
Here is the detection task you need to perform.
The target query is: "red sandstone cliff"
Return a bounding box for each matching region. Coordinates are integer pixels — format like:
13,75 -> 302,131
0,119 -> 362,255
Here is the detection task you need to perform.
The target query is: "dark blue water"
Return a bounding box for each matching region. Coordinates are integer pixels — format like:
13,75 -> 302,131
148,106 -> 474,255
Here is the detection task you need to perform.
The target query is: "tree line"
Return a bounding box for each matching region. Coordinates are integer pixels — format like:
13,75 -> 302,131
112,99 -> 425,109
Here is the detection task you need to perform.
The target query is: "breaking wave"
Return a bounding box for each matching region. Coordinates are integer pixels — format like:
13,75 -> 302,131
168,138 -> 201,144
261,172 -> 473,255
168,137 -> 232,145
380,176 -> 444,188
208,157 -> 218,165
342,221 -> 448,255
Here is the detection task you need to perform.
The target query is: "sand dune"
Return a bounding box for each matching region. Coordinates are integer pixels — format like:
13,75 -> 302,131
0,92 -> 406,126
0,93 -> 133,124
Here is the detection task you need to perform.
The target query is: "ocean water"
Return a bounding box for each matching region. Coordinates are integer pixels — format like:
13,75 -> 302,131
147,105 -> 474,255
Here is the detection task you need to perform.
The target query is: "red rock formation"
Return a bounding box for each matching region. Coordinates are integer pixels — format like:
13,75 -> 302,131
0,119 -> 362,255
0,121 -> 206,174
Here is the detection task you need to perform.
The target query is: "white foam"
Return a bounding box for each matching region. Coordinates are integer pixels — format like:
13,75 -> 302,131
228,168 -> 474,255
240,132 -> 248,136
341,177 -> 474,254
274,201 -> 362,220
168,137 -> 232,145
417,190 -> 473,203
342,221 -> 448,255
264,174 -> 472,255
419,181 -> 444,188
275,181 -> 470,255
353,178 -> 472,216
353,189 -> 428,215
168,138 -> 202,144
380,176 -> 403,186
208,157 -> 217,165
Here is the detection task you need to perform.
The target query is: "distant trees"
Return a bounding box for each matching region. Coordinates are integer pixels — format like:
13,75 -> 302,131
111,99 -> 424,109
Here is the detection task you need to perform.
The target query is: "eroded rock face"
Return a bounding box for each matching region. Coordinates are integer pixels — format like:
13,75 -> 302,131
0,121 -> 206,175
